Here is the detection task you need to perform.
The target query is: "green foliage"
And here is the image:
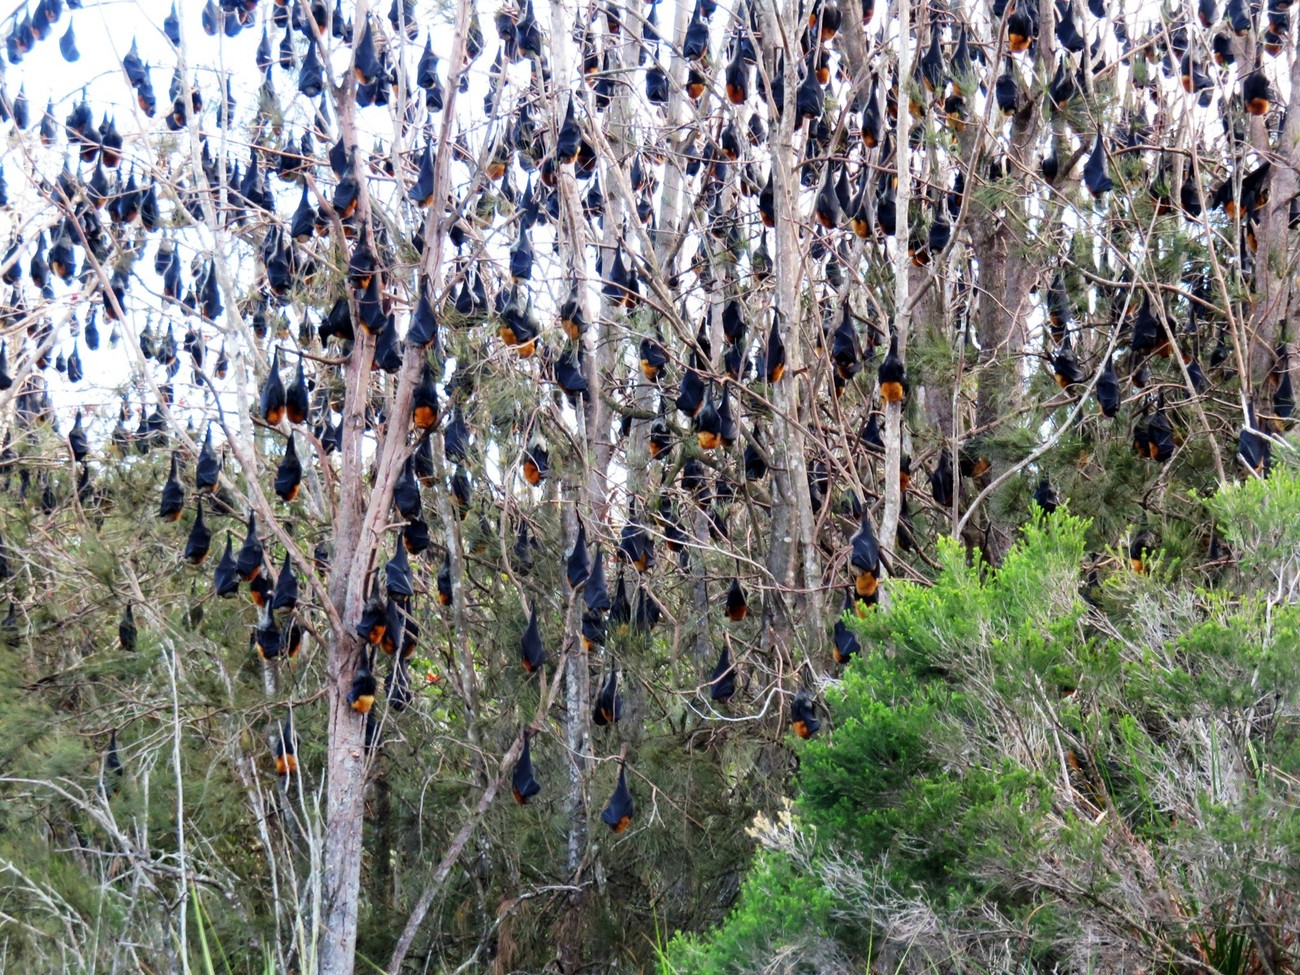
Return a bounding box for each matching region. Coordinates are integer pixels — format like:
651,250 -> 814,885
673,463 -> 1300,974
1208,456 -> 1300,583
667,848 -> 837,975
0,426 -> 789,973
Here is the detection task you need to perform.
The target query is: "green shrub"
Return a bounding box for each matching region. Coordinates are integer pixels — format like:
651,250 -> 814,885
674,460 -> 1300,974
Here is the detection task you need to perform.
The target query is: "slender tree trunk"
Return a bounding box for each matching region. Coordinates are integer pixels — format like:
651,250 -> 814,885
547,2 -> 613,964
558,571 -> 588,974
320,673 -> 368,972
320,326 -> 375,975
771,166 -> 824,646
966,22 -> 1047,561
1248,51 -> 1300,384
879,0 -> 912,559
316,0 -> 475,968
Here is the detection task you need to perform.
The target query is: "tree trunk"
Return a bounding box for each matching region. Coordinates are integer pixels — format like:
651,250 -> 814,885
879,0 -> 913,560
1248,51 -> 1300,385
966,29 -> 1047,561
319,292 -> 376,975
558,579 -> 589,974
320,652 -> 369,973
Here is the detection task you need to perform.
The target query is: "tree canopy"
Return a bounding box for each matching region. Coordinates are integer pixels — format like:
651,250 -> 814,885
0,0 -> 1297,971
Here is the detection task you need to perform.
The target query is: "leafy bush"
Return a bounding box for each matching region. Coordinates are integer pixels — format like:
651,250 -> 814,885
672,460 -> 1300,974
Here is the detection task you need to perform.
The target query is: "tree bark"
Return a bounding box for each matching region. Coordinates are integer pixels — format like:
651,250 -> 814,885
966,18 -> 1049,562
319,324 -> 375,975
1248,51 -> 1300,385
879,0 -> 913,560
